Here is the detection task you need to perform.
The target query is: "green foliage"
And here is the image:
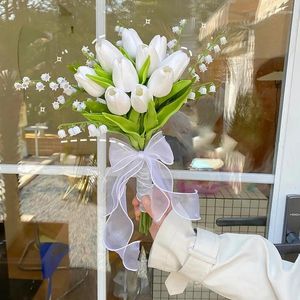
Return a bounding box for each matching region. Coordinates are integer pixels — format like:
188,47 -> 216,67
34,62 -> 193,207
84,100 -> 109,113
67,62 -> 81,74
119,47 -> 135,65
94,64 -> 112,80
138,56 -> 150,84
86,74 -> 113,89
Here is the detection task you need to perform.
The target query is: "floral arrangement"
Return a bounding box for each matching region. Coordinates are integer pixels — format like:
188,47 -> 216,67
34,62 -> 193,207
15,20 -> 227,270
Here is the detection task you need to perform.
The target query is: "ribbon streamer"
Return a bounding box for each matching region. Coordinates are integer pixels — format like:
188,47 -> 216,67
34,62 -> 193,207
104,132 -> 200,270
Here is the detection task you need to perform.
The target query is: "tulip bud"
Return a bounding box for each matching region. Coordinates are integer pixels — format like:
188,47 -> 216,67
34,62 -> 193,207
95,39 -> 123,73
147,66 -> 174,98
149,35 -> 167,61
74,66 -> 105,98
160,50 -> 190,82
131,84 -> 153,113
122,28 -> 143,59
105,86 -> 131,115
136,45 -> 159,77
112,57 -> 139,92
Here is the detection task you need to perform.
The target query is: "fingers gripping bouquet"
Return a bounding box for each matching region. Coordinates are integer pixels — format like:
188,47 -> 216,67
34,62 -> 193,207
15,20 -> 227,270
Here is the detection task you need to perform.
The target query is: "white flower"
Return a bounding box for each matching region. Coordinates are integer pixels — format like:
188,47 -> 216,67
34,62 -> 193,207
188,92 -> 195,100
8,14 -> 15,21
115,25 -> 121,33
121,28 -> 143,59
179,19 -> 187,26
105,86 -> 131,115
73,126 -> 82,135
88,124 -> 100,137
82,46 -> 89,53
172,26 -> 181,34
74,66 -> 105,97
220,36 -> 227,45
41,73 -> 51,82
14,82 -> 22,91
57,95 -> 65,104
193,74 -> 200,82
209,85 -> 216,93
57,77 -> 66,84
77,102 -> 86,112
199,63 -> 208,72
21,82 -> 29,90
136,44 -> 159,76
52,101 -> 60,110
63,87 -> 76,96
149,35 -> 167,61
57,129 -> 67,139
86,60 -> 95,68
36,82 -> 45,92
160,50 -> 190,82
147,66 -> 174,97
131,84 -> 153,113
72,100 -> 80,108
204,55 -> 213,64
213,45 -> 221,53
95,39 -> 123,73
167,39 -> 177,50
49,82 -> 59,91
60,81 -> 70,89
99,125 -> 108,134
116,40 -> 122,47
68,127 -> 76,136
22,77 -> 31,84
96,98 -> 106,104
112,57 -> 139,92
199,87 -> 207,95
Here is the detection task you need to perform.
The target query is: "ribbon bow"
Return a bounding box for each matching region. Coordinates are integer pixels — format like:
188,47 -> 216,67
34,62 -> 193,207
104,132 -> 200,270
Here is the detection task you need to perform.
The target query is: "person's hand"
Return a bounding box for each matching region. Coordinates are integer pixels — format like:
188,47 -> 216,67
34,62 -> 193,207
132,196 -> 171,239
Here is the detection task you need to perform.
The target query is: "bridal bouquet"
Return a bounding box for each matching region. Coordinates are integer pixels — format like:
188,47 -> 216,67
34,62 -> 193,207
15,20 -> 227,270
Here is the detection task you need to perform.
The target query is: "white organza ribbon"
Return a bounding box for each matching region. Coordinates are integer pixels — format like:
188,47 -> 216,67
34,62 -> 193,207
104,131 -> 200,271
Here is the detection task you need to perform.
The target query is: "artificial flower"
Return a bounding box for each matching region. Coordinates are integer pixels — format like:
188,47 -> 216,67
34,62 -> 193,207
72,100 -> 80,109
74,66 -> 105,97
121,28 -> 143,59
57,129 -> 66,139
14,82 -> 22,91
209,85 -> 216,93
52,101 -> 60,110
41,73 -> 51,82
213,45 -> 221,53
105,86 -> 131,115
147,66 -> 174,97
131,84 -> 153,113
136,45 -> 159,76
88,124 -> 100,137
36,82 -> 45,92
112,57 -> 139,92
199,63 -> 208,72
188,92 -> 196,100
160,50 -> 190,82
57,77 -> 66,84
204,55 -> 213,64
22,77 -> 30,84
199,86 -> 207,95
220,36 -> 227,45
149,35 -> 167,61
95,39 -> 123,73
167,39 -> 177,50
57,95 -> 65,104
49,82 -> 59,91
172,26 -> 181,34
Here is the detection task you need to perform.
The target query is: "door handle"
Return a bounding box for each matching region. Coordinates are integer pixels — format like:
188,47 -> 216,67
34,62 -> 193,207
216,216 -> 267,227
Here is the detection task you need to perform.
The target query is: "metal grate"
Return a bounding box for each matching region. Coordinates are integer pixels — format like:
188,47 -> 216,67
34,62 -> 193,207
152,183 -> 269,300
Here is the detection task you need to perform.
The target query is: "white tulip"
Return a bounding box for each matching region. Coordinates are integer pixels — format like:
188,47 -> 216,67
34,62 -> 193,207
136,45 -> 159,77
147,66 -> 174,98
131,84 -> 153,113
105,86 -> 131,115
160,50 -> 190,82
95,39 -> 123,73
112,57 -> 139,92
122,28 -> 143,59
149,35 -> 167,61
74,66 -> 105,98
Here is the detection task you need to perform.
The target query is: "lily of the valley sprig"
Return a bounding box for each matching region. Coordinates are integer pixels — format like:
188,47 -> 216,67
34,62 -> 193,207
14,19 -> 227,150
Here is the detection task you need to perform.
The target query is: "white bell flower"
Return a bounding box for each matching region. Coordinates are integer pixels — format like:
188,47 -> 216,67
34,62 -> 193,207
149,35 -> 167,61
57,95 -> 65,104
14,82 -> 22,91
204,55 -> 213,64
131,84 -> 153,113
36,82 -> 45,92
74,66 -> 105,98
147,66 -> 174,98
220,36 -> 227,45
199,87 -> 207,95
209,85 -> 216,93
160,50 -> 190,82
213,45 -> 221,53
95,39 -> 123,73
52,101 -> 60,110
88,124 -> 100,137
136,44 -> 159,77
121,28 -> 143,59
41,73 -> 51,82
105,86 -> 131,115
57,129 -> 67,139
49,82 -> 59,91
112,57 -> 139,93
199,63 -> 208,72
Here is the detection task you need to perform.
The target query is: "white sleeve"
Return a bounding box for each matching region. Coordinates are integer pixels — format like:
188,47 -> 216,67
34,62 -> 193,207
148,211 -> 300,300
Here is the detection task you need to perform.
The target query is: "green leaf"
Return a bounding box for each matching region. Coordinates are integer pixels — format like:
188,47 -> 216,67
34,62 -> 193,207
119,47 -> 135,65
67,62 -> 81,74
86,74 -> 113,89
156,87 -> 192,129
84,100 -> 109,113
94,64 -> 112,80
143,101 -> 158,134
138,56 -> 150,84
128,109 -> 140,124
156,80 -> 192,107
102,113 -> 145,149
82,113 -> 121,133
